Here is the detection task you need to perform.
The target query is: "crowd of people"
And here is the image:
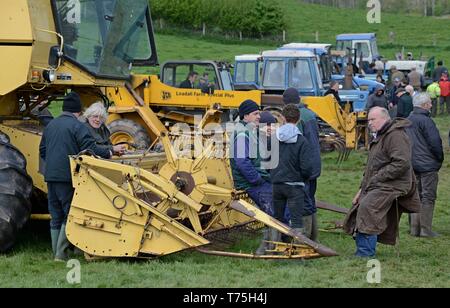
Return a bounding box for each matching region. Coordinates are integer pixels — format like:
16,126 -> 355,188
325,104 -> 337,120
232,82 -> 446,257
39,65 -> 446,260
230,88 -> 322,255
367,60 -> 450,120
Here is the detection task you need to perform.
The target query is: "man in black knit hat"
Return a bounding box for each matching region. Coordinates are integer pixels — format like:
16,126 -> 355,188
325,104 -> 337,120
39,91 -> 112,261
231,100 -> 276,255
231,100 -> 272,213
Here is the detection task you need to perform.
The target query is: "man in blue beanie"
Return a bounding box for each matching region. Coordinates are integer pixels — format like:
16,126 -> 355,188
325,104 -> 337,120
39,91 -> 112,261
231,100 -> 275,254
231,100 -> 271,211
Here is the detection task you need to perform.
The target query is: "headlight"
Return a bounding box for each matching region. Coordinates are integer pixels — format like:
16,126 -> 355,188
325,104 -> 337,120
43,69 -> 56,83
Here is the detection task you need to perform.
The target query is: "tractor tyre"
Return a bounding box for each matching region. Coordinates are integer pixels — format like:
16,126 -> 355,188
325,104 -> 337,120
107,119 -> 151,150
0,132 -> 33,252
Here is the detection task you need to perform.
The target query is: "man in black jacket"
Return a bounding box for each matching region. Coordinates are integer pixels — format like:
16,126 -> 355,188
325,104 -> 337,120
406,93 -> 444,238
396,88 -> 413,118
179,71 -> 198,89
324,80 -> 343,108
271,104 -> 312,235
39,92 -> 112,261
283,88 -> 321,241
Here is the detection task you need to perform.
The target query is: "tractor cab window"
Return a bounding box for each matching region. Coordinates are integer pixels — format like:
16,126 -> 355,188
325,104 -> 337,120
319,54 -> 333,83
219,70 -> 234,91
370,40 -> 378,59
161,63 -> 221,90
235,62 -> 257,84
53,0 -> 154,79
263,60 -> 285,88
313,59 -> 324,90
288,59 -> 314,89
336,40 -> 352,52
355,42 -> 370,59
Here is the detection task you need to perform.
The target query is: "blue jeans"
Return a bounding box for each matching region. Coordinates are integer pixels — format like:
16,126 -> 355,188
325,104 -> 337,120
355,233 -> 378,257
47,182 -> 74,230
247,181 -> 273,216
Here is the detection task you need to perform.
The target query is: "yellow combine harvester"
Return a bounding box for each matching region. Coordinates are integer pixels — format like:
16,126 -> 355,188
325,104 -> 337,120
0,0 -> 338,259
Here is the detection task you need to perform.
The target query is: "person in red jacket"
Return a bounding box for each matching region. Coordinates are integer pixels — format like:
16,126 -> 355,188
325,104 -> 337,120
439,72 -> 450,115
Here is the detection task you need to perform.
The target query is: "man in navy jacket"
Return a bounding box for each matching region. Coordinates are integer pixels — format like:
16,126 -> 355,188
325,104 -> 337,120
406,93 -> 444,238
40,92 -> 111,261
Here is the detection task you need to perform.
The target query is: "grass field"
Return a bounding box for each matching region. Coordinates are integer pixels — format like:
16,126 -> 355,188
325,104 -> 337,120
142,0 -> 450,73
1,116 -> 448,288
1,2 -> 449,288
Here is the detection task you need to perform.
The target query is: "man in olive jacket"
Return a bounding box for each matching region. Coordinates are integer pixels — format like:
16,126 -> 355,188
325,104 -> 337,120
39,92 -> 111,261
343,107 -> 420,257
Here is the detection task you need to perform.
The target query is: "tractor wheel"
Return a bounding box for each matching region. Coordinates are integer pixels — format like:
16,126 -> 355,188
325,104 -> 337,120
0,132 -> 33,252
107,119 -> 151,150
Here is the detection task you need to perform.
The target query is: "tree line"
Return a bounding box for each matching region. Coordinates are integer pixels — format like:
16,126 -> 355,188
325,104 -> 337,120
301,0 -> 450,16
150,0 -> 286,38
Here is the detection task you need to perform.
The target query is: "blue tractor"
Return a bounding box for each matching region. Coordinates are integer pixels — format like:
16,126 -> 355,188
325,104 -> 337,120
335,33 -> 380,66
279,43 -> 384,98
234,49 -> 371,111
234,50 -> 323,97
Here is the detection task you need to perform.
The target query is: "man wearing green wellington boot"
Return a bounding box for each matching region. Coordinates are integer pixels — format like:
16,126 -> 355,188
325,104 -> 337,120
40,92 -> 111,261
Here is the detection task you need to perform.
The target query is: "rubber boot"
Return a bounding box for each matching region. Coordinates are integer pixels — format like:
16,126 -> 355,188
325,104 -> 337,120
292,228 -> 305,244
408,213 -> 421,237
55,224 -> 71,261
431,100 -> 437,118
266,228 -> 281,253
50,228 -> 61,256
420,203 -> 439,238
255,228 -> 270,255
302,215 -> 313,240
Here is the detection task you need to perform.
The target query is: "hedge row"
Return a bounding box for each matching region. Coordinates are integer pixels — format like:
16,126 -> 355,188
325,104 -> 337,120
150,0 -> 286,37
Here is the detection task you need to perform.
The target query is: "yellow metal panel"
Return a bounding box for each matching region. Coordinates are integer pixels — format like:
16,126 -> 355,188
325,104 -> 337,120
302,95 -> 347,136
146,75 -> 262,109
67,156 -> 209,257
28,0 -> 58,69
0,46 -> 32,95
0,0 -> 32,43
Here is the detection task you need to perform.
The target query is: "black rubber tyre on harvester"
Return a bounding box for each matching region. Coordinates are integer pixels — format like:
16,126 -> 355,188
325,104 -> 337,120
0,132 -> 33,252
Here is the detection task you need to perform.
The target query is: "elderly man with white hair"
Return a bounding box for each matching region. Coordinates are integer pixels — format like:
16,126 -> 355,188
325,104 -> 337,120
406,93 -> 444,238
82,102 -> 126,155
343,107 -> 420,257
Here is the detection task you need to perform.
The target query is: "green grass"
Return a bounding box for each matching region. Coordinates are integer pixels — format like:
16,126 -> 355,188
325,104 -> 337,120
277,1 -> 450,66
2,2 -> 450,288
142,0 -> 450,72
2,117 -> 448,288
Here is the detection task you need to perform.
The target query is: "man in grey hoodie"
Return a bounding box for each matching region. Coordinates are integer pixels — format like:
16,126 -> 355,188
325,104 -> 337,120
366,85 -> 388,111
271,104 -> 313,234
